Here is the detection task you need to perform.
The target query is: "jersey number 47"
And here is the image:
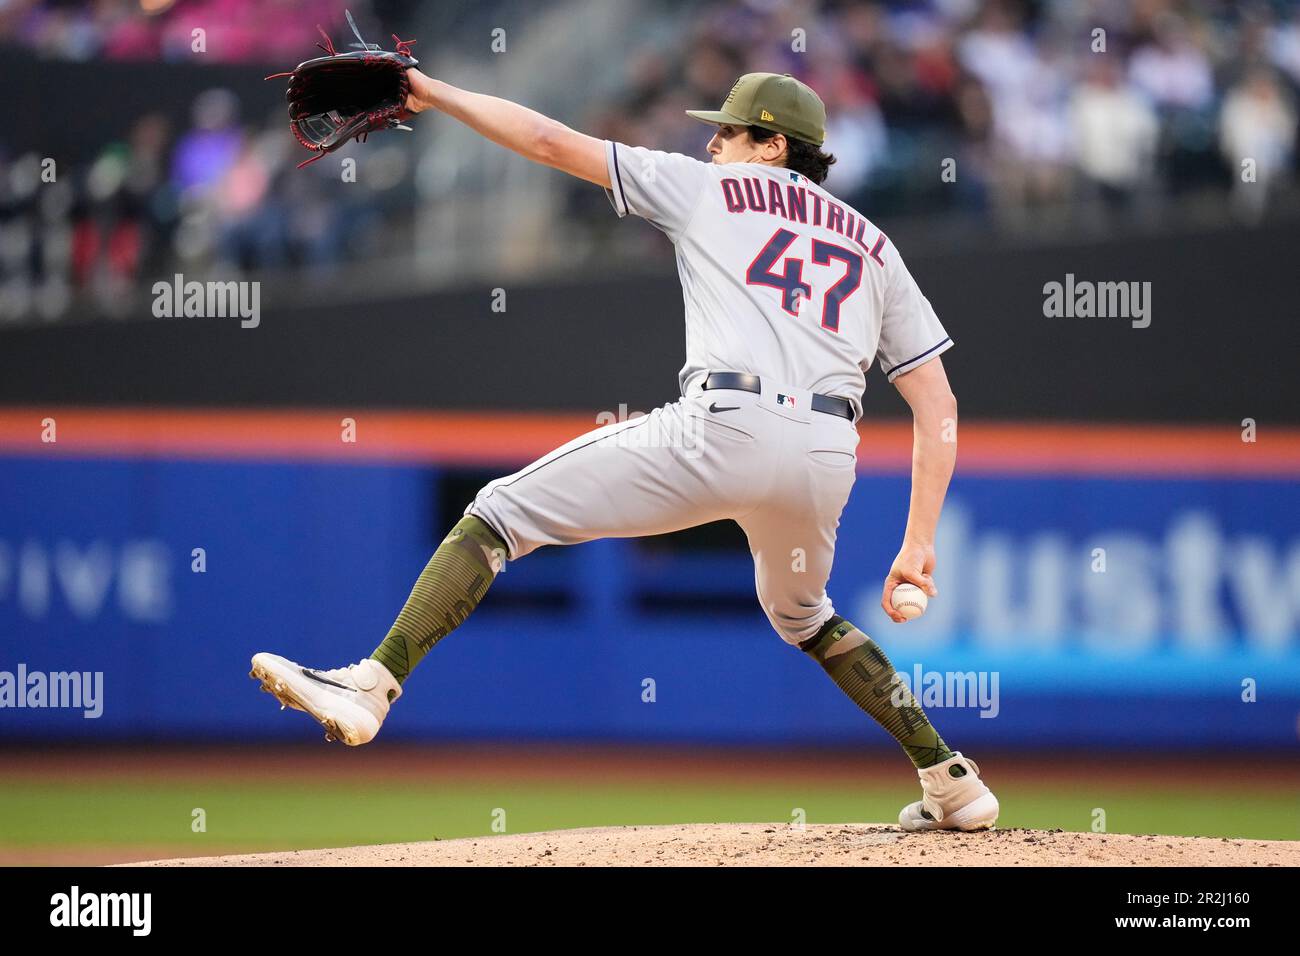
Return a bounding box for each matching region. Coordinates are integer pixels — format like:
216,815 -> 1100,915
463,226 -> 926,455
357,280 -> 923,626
745,228 -> 863,332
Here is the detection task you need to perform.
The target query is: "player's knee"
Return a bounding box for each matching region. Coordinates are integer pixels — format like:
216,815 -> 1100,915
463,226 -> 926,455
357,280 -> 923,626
761,597 -> 835,647
462,497 -> 519,561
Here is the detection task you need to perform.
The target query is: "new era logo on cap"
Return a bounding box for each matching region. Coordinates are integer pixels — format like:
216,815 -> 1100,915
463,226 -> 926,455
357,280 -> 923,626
777,393 -> 796,408
760,109 -> 775,122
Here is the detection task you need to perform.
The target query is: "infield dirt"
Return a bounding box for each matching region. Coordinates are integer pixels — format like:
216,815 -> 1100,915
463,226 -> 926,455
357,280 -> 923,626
128,823 -> 1299,867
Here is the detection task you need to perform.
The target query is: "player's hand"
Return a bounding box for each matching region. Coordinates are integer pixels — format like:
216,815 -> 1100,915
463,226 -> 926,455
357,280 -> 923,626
881,540 -> 937,623
404,68 -> 434,114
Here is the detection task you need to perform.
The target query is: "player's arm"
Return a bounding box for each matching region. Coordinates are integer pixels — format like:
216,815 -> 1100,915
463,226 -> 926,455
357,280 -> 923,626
405,70 -> 610,187
881,355 -> 957,623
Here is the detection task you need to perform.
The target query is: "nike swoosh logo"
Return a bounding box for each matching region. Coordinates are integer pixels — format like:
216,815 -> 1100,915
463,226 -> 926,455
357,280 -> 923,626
301,668 -> 354,691
708,403 -> 740,413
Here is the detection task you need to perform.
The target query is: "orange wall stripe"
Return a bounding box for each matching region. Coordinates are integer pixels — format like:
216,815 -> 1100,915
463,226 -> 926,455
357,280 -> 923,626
0,407 -> 1297,477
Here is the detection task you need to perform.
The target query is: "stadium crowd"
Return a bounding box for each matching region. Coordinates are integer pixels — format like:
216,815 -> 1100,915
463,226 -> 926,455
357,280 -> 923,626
577,0 -> 1299,228
1,0 -> 1297,323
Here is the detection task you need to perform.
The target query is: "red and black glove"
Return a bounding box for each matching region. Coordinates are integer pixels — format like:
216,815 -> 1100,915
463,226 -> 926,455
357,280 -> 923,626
267,10 -> 418,168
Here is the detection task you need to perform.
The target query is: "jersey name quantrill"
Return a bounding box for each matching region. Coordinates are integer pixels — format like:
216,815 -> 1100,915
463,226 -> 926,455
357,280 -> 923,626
719,175 -> 887,267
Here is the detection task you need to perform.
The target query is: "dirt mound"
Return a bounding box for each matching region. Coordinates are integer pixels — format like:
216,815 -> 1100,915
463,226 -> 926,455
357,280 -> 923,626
126,824 -> 1298,867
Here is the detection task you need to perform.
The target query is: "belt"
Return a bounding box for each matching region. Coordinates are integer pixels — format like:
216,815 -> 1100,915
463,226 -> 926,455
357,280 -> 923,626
701,372 -> 855,421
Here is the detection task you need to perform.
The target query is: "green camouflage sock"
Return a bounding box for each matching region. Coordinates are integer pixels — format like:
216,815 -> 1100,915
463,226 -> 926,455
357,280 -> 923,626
800,615 -> 955,769
370,515 -> 506,688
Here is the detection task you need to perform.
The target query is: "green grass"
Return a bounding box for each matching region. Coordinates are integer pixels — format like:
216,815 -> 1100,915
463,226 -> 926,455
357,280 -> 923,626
1,778 -> 1295,852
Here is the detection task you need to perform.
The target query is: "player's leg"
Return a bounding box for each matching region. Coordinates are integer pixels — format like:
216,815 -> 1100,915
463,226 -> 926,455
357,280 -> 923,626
382,396 -> 766,675
463,397 -> 764,558
395,400 -> 760,659
359,402 -> 711,687
741,500 -> 955,769
364,399 -> 712,685
739,416 -> 997,829
253,397 -> 765,742
745,519 -> 997,829
363,403 -> 705,685
795,616 -> 955,769
369,514 -> 507,685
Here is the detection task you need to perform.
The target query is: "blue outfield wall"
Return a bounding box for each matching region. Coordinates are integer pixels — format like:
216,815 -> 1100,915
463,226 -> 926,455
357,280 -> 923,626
0,454 -> 1298,749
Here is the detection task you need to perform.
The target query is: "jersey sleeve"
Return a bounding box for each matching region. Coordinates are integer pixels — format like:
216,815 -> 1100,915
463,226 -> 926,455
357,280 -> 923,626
875,243 -> 953,382
603,141 -> 712,240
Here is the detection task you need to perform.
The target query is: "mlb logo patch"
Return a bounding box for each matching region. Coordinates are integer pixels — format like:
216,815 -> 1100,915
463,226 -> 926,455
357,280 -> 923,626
789,172 -> 801,182
777,393 -> 796,409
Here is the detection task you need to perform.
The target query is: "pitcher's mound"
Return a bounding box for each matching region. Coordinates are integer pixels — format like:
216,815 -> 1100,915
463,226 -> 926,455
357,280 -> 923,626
128,823 -> 1298,867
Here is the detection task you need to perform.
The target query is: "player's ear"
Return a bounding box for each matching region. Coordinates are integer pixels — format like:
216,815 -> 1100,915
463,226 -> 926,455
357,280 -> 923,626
764,132 -> 788,164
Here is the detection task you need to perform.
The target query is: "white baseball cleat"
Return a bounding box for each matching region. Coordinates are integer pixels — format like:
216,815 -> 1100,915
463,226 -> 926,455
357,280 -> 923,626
249,652 -> 401,746
898,752 -> 1000,832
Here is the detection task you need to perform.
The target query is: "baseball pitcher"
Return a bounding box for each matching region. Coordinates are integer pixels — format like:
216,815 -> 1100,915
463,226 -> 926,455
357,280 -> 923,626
252,71 -> 999,832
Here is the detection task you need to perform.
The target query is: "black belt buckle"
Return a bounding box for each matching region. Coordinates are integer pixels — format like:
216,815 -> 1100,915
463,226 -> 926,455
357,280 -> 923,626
702,372 -> 854,421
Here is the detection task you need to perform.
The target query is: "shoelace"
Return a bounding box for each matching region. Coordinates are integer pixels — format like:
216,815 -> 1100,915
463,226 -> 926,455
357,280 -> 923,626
311,661 -> 367,685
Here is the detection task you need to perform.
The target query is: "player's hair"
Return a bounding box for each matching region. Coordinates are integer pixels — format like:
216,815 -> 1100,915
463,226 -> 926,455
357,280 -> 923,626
748,126 -> 837,185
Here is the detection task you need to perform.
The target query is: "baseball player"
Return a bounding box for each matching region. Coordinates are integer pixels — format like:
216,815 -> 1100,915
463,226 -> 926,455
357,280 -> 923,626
252,71 -> 999,832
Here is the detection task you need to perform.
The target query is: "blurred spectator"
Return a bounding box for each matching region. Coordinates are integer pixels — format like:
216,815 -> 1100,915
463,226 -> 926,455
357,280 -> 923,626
1268,10 -> 1300,86
214,132 -> 279,271
172,89 -> 242,197
1069,56 -> 1159,209
985,29 -> 1074,224
808,41 -> 888,199
1128,13 -> 1214,112
1220,67 -> 1297,223
957,1 -> 1040,113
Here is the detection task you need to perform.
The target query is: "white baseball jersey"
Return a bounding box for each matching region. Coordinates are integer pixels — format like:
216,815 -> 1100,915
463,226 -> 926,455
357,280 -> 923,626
467,141 -> 953,648
602,141 -> 952,417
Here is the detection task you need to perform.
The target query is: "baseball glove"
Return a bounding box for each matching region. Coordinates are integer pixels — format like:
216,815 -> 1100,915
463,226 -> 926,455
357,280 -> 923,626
267,10 -> 419,168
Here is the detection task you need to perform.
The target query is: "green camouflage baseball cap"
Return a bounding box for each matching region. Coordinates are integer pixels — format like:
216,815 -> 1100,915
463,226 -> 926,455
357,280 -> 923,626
686,72 -> 826,146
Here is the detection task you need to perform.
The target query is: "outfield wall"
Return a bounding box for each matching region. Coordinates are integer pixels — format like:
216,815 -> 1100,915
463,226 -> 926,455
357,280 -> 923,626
1,411 -> 1298,749
3,220 -> 1299,426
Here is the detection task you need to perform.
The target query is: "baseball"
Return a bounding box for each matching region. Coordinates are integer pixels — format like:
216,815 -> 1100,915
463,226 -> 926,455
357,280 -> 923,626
891,583 -> 928,620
